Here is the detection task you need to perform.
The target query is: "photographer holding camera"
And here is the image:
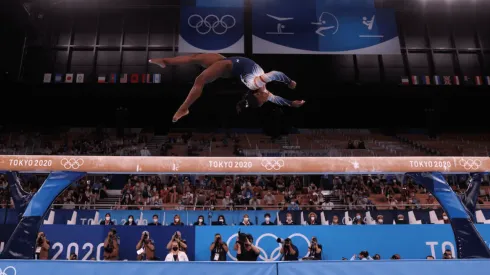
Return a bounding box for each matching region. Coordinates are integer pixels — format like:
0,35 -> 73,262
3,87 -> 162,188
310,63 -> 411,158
210,233 -> 228,261
306,237 -> 322,260
103,228 -> 119,261
279,238 -> 299,261
35,232 -> 50,260
136,231 -> 156,261
234,232 -> 259,261
166,231 -> 187,252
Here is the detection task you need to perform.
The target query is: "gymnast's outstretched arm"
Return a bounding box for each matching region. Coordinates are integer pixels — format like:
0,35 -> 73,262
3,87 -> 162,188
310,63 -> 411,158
268,93 -> 305,108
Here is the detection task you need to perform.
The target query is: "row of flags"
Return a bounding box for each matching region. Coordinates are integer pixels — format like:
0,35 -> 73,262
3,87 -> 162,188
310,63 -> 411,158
43,73 -> 162,84
401,75 -> 490,86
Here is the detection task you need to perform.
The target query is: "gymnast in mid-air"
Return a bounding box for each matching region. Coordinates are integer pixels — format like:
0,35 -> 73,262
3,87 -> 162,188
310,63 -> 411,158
149,53 -> 305,122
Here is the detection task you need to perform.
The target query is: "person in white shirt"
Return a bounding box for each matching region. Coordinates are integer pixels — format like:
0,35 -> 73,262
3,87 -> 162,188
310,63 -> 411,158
321,199 -> 334,210
165,241 -> 189,262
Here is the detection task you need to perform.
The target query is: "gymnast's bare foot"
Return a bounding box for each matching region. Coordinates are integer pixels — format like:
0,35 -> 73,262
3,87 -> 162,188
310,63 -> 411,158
149,59 -> 166,69
172,108 -> 190,123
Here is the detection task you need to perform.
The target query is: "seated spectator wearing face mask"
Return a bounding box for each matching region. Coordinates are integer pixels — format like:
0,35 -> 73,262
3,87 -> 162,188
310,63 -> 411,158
100,213 -> 114,225
261,213 -> 275,225
239,214 -> 253,226
352,213 -> 365,225
194,215 -> 206,226
442,212 -> 450,224
165,241 -> 189,262
170,214 -> 184,226
125,215 -> 137,226
373,254 -> 381,260
283,212 -> 295,225
307,212 -> 320,225
330,215 -> 341,225
214,215 -> 227,225
376,215 -> 384,225
148,214 -> 162,226
396,214 -> 408,224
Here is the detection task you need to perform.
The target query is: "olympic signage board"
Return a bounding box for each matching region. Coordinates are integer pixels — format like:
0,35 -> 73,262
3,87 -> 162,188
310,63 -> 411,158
1,155 -> 489,174
195,225 -> 490,261
252,0 -> 401,54
179,0 -> 245,53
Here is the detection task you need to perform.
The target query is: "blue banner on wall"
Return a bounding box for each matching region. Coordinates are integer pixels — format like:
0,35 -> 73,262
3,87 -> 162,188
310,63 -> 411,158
179,0 -> 245,53
252,0 -> 400,54
195,225 -> 490,261
36,225 -> 195,261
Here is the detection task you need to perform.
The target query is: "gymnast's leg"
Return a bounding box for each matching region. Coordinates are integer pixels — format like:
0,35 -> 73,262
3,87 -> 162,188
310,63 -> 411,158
149,53 -> 225,68
173,60 -> 232,122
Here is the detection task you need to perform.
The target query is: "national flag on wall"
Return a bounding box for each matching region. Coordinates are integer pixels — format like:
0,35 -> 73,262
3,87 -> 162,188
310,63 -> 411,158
120,74 -> 128,83
65,73 -> 73,83
452,76 -> 460,86
153,74 -> 161,83
146,74 -> 152,83
98,75 -> 106,83
109,74 -> 118,83
464,76 -> 474,85
400,76 -> 409,85
43,73 -> 52,83
443,76 -> 452,85
411,75 -> 419,85
130,74 -> 139,83
421,76 -> 431,85
76,74 -> 84,83
485,76 -> 490,85
54,74 -> 62,83
475,76 -> 482,86
141,74 -> 146,83
433,75 -> 441,85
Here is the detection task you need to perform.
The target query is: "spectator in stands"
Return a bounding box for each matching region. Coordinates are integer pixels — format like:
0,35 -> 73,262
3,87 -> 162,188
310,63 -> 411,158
215,215 -> 227,225
442,212 -> 450,224
426,194 -> 436,209
307,212 -> 320,225
321,198 -> 334,210
353,213 -> 365,225
169,185 -> 178,203
262,213 -> 275,225
136,231 -> 156,261
443,249 -> 453,259
376,215 -> 384,225
148,214 -> 162,226
283,212 -> 295,225
222,193 -> 233,209
100,213 -> 114,225
280,238 -> 299,261
210,233 -> 228,261
307,236 -> 322,260
124,215 -> 137,226
426,255 -> 435,260
35,232 -> 50,260
373,254 -> 381,260
288,201 -> 300,211
391,254 -> 401,260
165,240 -> 189,262
120,193 -> 134,209
167,231 -> 187,252
69,253 -> 77,260
263,191 -> 276,206
170,214 -> 185,226
194,215 -> 206,226
330,215 -> 340,225
249,196 -> 260,210
240,214 -> 253,226
103,228 -> 119,261
395,214 -> 408,224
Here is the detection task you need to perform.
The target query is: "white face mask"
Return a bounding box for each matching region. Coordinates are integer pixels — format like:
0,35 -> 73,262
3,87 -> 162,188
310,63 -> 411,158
153,219 -> 158,223
105,216 -> 110,221
199,218 -> 203,223
129,218 -> 133,222
378,219 -> 383,223
219,219 -> 224,223
443,216 -> 448,220
310,216 -> 315,221
175,219 -> 180,223
265,217 -> 270,222
244,217 -> 249,222
356,215 -> 361,219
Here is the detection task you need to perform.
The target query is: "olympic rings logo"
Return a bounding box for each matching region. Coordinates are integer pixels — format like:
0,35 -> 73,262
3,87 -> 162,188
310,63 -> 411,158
225,233 -> 310,261
60,158 -> 84,170
188,14 -> 236,35
0,266 -> 16,275
261,159 -> 285,171
458,158 -> 482,170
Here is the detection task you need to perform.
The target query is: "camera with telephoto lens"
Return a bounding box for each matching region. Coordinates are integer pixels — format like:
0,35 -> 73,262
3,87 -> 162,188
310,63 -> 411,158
237,229 -> 252,245
277,238 -> 291,249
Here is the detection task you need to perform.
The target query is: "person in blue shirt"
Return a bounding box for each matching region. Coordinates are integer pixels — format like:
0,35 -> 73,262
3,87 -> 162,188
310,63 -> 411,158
149,53 -> 305,122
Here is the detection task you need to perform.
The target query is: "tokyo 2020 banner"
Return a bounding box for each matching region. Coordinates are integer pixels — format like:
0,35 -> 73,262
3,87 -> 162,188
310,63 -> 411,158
252,0 -> 400,54
179,0 -> 245,53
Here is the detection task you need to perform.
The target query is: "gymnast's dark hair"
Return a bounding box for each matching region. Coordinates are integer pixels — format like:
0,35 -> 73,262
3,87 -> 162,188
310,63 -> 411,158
236,91 -> 260,113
